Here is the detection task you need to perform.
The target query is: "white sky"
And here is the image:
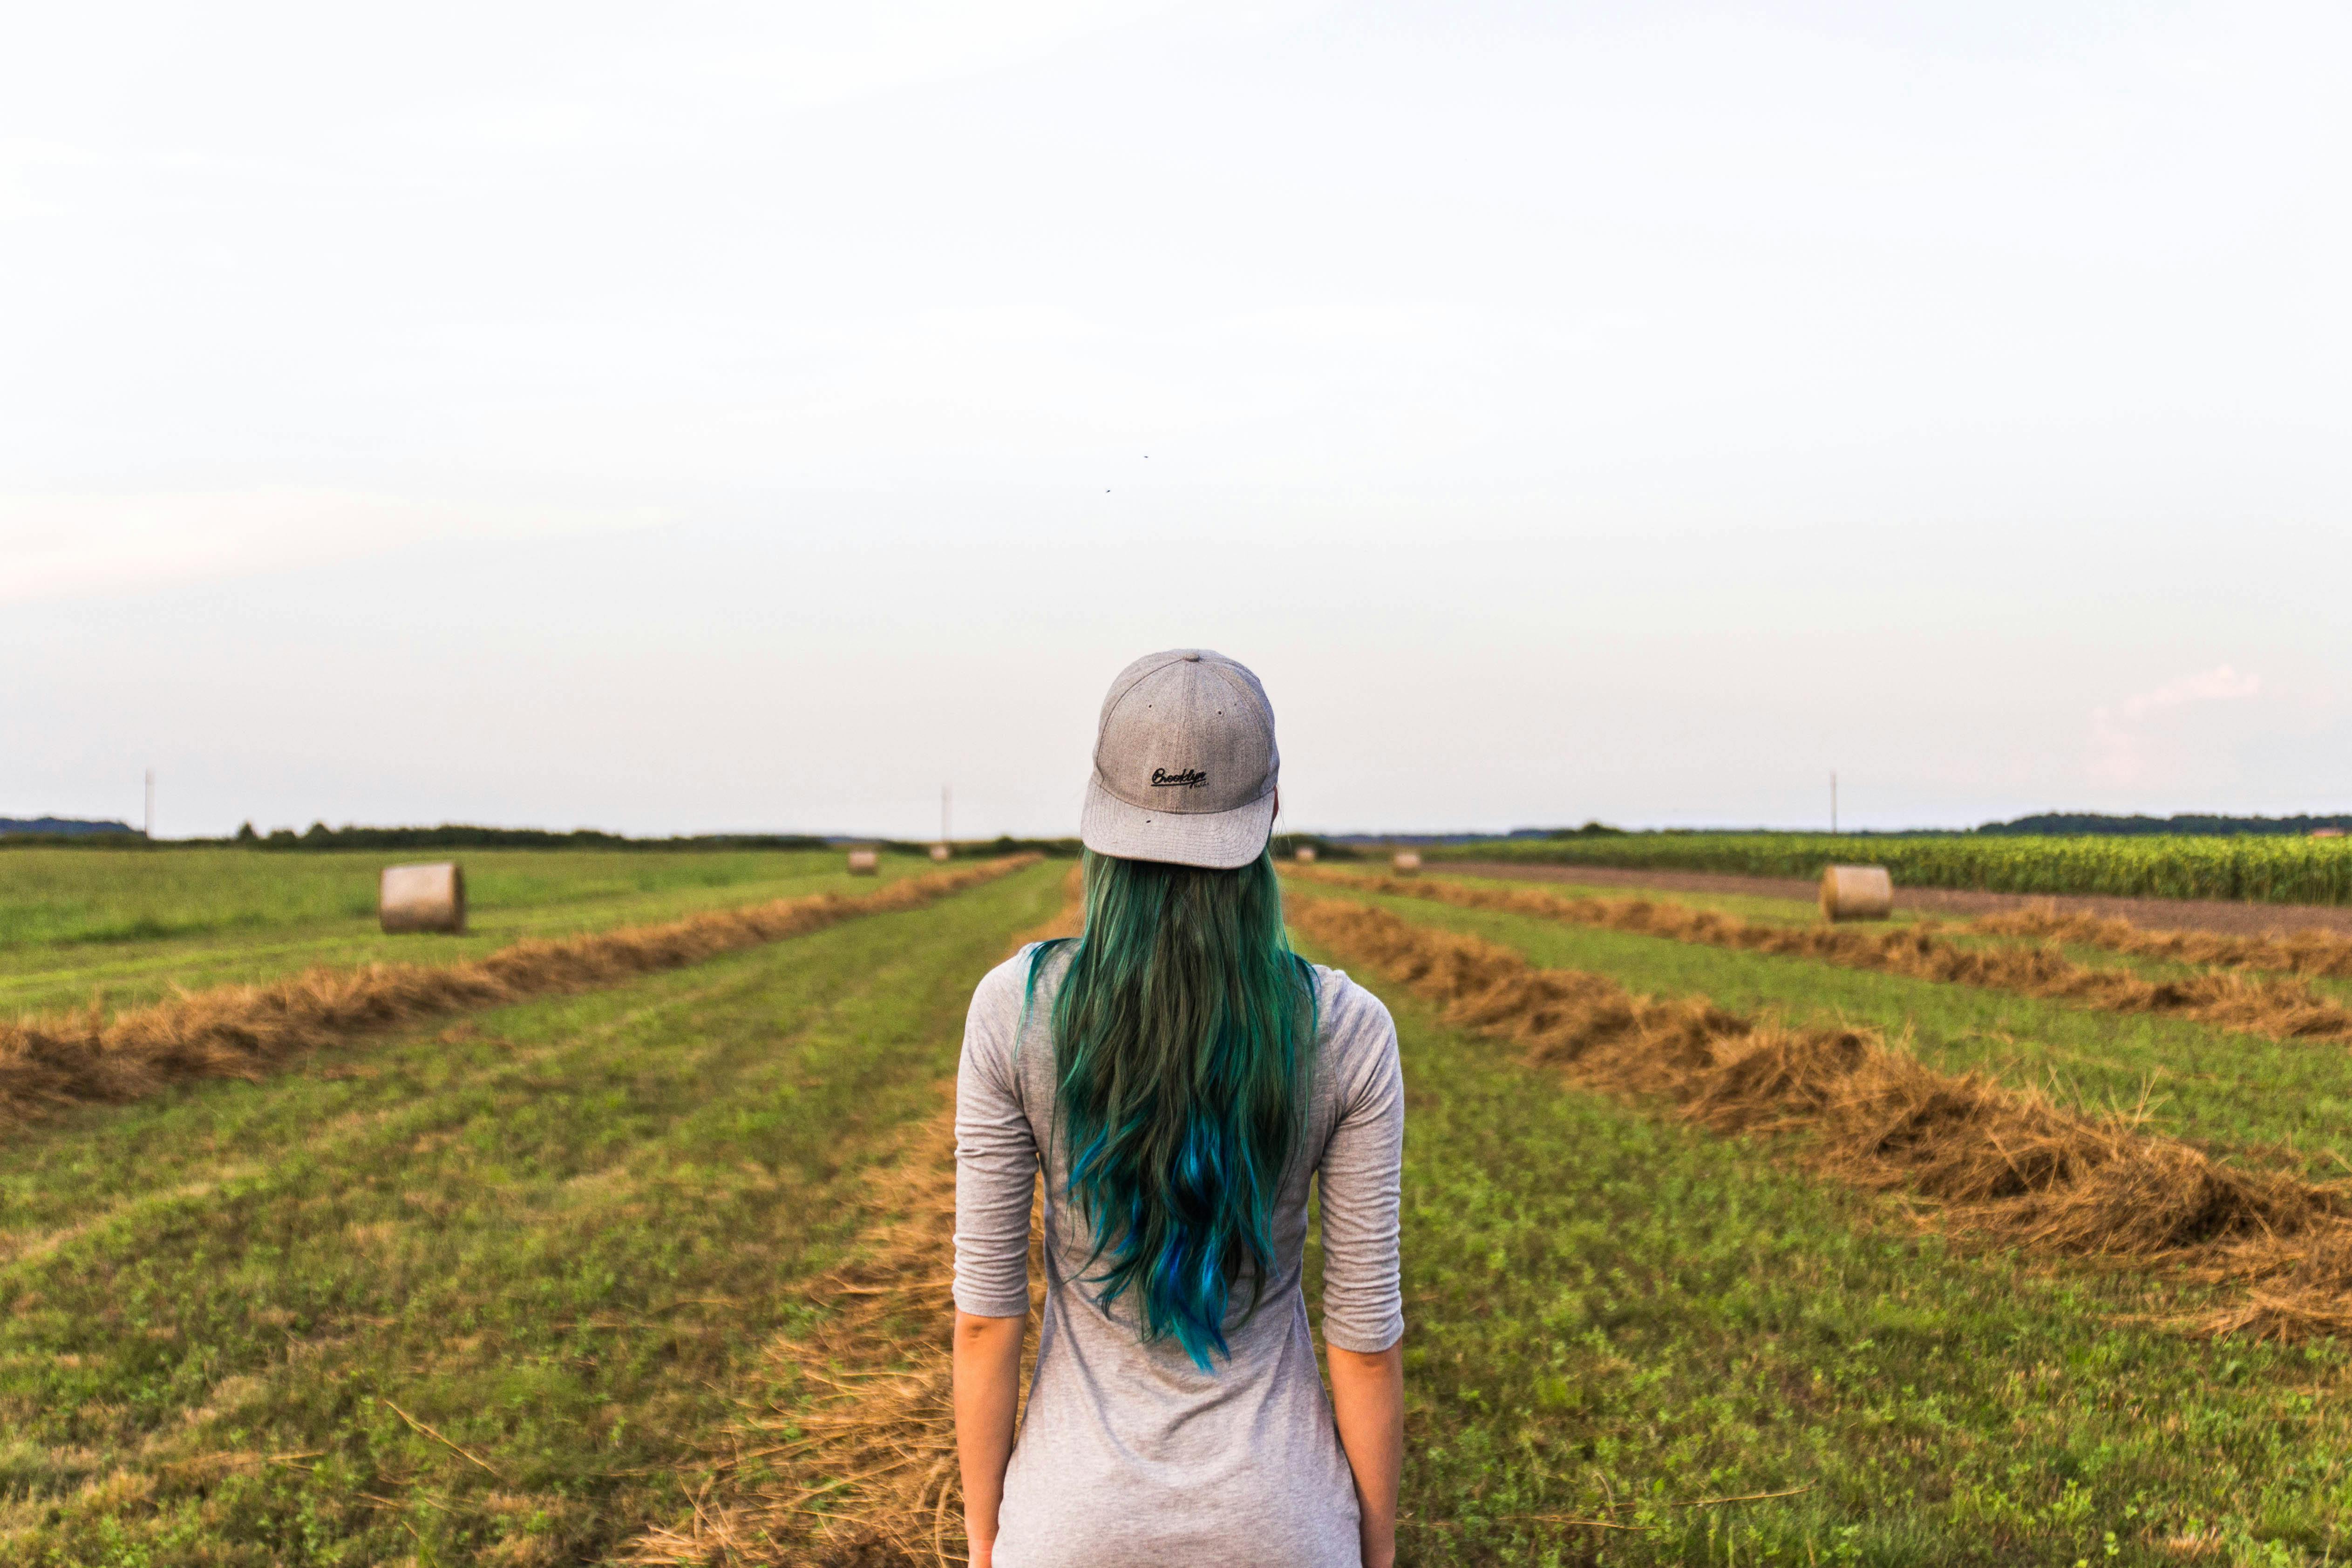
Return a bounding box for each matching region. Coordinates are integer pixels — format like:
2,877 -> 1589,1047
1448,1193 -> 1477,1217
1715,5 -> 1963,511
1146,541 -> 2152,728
3,0 -> 2346,839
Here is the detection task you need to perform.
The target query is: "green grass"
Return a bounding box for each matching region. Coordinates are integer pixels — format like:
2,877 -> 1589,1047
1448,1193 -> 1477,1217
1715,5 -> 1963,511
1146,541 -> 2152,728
0,848 -> 934,1018
1438,834 -> 2352,907
1306,883 -> 2352,1181
0,860 -> 1066,1566
1297,945 -> 2352,1567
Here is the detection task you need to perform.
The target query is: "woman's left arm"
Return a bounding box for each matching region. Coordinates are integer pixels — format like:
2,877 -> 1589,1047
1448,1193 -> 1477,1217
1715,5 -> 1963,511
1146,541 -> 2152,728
1318,989 -> 1408,1568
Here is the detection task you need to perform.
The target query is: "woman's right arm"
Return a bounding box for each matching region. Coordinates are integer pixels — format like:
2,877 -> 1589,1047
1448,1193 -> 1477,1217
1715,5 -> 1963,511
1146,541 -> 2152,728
1328,1341 -> 1404,1568
952,960 -> 1040,1565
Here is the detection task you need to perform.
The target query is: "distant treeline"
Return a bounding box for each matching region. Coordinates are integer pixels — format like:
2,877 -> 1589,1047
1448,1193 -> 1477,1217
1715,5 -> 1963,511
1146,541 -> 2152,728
0,817 -> 139,840
878,835 -> 1085,859
0,819 -> 1088,856
227,825 -> 1094,857
1273,834 -> 1364,861
231,823 -> 834,851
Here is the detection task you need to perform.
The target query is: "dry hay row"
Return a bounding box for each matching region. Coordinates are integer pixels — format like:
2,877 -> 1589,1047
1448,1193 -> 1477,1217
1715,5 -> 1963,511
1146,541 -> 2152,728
0,856 -> 1040,1129
1286,867 -> 2352,1047
628,869 -> 1084,1568
1290,891 -> 2352,1341
1961,903 -> 2352,981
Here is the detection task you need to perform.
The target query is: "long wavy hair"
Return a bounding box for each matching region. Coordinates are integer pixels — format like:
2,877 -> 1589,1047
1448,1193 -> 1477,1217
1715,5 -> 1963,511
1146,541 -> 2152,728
1026,847 -> 1317,1369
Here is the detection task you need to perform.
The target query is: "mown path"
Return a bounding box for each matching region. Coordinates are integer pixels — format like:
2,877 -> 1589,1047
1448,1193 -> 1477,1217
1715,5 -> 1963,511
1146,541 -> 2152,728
0,861 -> 1068,1567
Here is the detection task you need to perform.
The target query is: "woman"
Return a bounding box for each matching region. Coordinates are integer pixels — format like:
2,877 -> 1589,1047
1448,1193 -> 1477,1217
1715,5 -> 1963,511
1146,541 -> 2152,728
954,649 -> 1405,1568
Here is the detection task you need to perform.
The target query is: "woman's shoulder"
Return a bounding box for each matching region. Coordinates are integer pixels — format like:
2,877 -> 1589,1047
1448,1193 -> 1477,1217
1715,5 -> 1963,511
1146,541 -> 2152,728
971,942 -> 1056,1012
1305,964 -> 1402,1120
963,944 -> 1063,1088
967,938 -> 1080,1032
1307,964 -> 1399,1057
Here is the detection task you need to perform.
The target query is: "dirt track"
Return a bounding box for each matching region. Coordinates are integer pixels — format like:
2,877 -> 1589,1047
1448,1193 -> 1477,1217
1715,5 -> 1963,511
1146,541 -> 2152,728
1441,861 -> 2352,940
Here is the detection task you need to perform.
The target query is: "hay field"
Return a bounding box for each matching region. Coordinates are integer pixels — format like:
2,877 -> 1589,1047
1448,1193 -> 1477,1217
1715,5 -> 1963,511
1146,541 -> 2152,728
0,852 -> 1067,1565
7,848 -> 2352,1563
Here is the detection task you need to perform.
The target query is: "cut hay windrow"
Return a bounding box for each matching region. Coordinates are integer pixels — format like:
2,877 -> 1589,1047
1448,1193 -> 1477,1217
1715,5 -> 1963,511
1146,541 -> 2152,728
1287,866 -> 2352,1047
629,871 -> 1083,1568
0,856 -> 1039,1128
1960,902 -> 2352,981
1288,892 -> 2352,1342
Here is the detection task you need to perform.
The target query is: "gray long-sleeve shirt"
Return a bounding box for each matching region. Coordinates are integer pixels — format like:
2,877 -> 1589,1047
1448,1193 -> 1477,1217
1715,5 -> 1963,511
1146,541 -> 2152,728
954,944 -> 1405,1568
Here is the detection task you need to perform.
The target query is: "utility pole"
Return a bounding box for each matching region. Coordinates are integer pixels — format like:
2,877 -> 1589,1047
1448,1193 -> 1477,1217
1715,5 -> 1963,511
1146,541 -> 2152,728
942,784 -> 952,847
1830,770 -> 1838,835
145,769 -> 155,841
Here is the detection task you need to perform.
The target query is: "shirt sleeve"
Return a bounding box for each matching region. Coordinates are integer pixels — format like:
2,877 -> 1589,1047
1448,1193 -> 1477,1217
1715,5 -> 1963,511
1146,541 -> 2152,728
1316,978 -> 1406,1353
954,955 -> 1039,1319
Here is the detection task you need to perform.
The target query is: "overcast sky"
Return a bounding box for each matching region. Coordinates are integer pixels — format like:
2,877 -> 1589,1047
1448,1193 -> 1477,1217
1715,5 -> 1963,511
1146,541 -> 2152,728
4,0 -> 2346,839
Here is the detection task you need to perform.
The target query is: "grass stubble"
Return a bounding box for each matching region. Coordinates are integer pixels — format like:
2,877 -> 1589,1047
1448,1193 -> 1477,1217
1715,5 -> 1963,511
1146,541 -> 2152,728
0,857 -> 1037,1128
1286,891 -> 2352,1341
1290,867 -> 2352,1047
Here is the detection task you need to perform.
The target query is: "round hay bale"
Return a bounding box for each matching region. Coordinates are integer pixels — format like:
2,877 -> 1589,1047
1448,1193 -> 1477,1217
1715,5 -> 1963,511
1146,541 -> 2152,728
1294,845 -> 1318,863
1392,850 -> 1422,875
1820,864 -> 1893,922
847,848 -> 881,875
929,843 -> 951,862
380,862 -> 466,934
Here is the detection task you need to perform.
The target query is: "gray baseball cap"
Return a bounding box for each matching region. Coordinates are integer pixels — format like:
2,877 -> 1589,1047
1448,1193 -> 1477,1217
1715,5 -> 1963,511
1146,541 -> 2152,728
1079,649 -> 1279,869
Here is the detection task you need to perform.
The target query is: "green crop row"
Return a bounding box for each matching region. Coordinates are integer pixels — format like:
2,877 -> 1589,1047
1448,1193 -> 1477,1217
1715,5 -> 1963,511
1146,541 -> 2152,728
1433,833 -> 2352,905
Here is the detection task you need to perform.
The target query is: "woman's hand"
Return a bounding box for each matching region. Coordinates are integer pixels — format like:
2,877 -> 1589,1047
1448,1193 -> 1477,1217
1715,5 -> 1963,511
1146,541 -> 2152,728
1327,1340 -> 1404,1568
953,1310 -> 1026,1565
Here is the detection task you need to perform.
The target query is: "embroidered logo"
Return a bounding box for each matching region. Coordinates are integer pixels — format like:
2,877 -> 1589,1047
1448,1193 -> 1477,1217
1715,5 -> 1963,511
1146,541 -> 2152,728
1149,767 -> 1208,788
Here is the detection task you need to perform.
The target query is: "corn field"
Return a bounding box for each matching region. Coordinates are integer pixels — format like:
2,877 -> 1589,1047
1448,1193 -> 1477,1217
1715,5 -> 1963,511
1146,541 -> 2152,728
1438,833 -> 2352,906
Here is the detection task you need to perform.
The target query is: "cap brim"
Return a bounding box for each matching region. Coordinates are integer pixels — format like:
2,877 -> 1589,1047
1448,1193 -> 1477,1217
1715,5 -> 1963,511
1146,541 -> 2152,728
1080,776 -> 1277,870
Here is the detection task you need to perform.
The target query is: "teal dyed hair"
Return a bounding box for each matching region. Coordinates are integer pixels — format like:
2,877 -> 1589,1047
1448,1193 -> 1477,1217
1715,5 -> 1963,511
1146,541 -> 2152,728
1027,847 -> 1316,1370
